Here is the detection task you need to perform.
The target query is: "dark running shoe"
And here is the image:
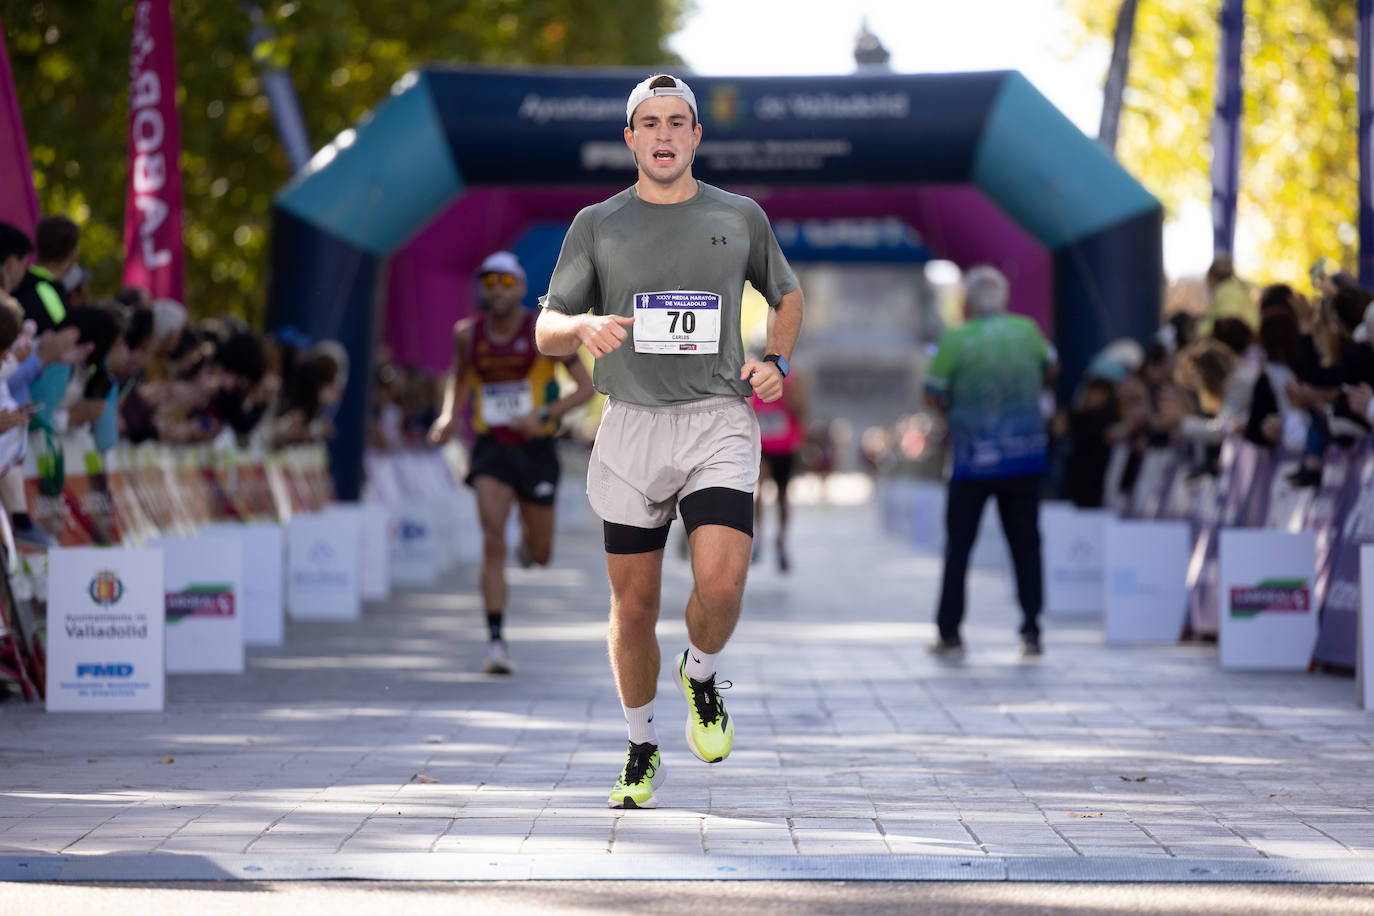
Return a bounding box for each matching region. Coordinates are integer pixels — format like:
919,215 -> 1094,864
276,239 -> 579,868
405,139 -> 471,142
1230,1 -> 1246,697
926,639 -> 965,660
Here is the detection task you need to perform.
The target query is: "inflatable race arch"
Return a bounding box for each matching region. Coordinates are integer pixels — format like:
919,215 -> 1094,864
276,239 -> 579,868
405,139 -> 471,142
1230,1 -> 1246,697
268,67 -> 1163,497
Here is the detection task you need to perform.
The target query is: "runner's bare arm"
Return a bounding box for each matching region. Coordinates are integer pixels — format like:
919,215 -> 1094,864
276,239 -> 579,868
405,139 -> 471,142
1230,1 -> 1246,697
548,355 -> 597,421
767,287 -> 804,362
741,287 -> 804,403
428,319 -> 474,444
536,309 -> 635,359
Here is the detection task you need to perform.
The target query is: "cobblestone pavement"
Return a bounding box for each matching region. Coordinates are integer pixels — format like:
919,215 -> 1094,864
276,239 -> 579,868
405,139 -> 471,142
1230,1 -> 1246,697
1,490 -> 1373,873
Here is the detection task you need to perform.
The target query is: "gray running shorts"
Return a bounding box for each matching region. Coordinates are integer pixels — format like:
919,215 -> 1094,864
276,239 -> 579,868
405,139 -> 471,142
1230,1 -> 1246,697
588,395 -> 761,529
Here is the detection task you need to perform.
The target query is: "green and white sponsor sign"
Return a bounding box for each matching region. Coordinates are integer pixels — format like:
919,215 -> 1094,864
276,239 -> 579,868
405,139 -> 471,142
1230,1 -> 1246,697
1219,529 -> 1317,670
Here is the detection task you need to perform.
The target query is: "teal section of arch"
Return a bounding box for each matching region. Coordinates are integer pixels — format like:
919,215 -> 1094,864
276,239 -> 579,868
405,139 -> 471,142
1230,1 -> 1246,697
971,72 -> 1159,250
275,72 -> 462,256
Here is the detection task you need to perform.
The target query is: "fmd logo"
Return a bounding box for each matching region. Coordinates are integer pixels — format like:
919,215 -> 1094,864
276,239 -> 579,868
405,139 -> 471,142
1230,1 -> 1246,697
88,570 -> 124,607
77,664 -> 134,678
400,521 -> 428,541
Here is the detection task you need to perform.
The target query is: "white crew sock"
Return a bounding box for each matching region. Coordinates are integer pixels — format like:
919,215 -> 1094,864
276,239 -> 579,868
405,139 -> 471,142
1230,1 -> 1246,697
684,641 -> 717,682
624,701 -> 657,745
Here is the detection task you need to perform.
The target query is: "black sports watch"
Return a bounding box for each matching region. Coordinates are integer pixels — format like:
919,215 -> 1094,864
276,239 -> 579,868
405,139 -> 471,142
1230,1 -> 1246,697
763,353 -> 790,378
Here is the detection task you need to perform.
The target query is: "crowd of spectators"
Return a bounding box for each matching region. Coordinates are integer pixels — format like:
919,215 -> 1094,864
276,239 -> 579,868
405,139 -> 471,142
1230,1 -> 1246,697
1051,255 -> 1374,508
369,352 -> 442,452
0,215 -> 350,547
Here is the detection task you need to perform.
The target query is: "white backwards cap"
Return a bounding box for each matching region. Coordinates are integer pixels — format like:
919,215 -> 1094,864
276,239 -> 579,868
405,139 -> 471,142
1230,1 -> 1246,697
626,74 -> 698,125
478,250 -> 526,283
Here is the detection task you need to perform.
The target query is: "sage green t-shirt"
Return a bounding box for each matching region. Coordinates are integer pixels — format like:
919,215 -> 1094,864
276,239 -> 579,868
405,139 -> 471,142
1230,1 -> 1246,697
540,182 -> 798,407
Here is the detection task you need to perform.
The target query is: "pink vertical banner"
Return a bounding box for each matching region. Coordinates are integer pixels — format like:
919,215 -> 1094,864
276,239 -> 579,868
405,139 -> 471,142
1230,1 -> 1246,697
122,0 -> 184,301
0,15 -> 40,234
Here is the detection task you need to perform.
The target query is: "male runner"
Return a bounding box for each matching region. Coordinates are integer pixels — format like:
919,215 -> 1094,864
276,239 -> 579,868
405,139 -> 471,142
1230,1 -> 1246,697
429,251 -> 594,674
535,74 -> 804,808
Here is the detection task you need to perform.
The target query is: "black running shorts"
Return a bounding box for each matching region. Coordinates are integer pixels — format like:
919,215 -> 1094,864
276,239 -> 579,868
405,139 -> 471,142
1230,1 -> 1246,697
464,435 -> 560,506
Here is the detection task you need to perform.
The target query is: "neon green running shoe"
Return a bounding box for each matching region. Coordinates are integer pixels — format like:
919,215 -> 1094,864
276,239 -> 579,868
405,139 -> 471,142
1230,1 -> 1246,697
608,741 -> 662,809
675,650 -> 734,764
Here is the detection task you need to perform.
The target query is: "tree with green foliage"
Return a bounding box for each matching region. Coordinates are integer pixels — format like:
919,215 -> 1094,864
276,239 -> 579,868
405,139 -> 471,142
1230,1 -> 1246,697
4,0 -> 688,326
1063,0 -> 1358,287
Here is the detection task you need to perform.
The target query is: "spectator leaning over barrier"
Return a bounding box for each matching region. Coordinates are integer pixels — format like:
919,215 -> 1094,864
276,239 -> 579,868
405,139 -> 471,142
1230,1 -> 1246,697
0,300 -> 30,458
1344,302 -> 1374,426
211,330 -> 274,447
12,215 -> 78,332
1170,337 -> 1238,474
0,222 -> 84,414
56,303 -> 128,452
274,341 -> 343,446
0,295 -> 53,549
0,225 -> 88,547
154,327 -> 230,445
1243,304 -> 1301,450
0,222 -> 34,294
1168,320 -> 1257,450
1062,374 -> 1118,508
923,265 -> 1055,659
1284,285 -> 1374,486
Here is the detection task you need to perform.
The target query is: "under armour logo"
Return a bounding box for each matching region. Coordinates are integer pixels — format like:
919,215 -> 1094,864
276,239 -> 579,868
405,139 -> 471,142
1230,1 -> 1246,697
711,236 -> 727,245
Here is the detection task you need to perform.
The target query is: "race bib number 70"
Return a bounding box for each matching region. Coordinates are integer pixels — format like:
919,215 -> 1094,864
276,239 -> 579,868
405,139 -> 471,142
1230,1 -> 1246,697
633,291 -> 722,354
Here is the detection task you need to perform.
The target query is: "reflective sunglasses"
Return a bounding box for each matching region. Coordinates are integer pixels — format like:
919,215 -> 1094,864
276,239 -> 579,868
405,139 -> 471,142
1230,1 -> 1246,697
481,272 -> 519,289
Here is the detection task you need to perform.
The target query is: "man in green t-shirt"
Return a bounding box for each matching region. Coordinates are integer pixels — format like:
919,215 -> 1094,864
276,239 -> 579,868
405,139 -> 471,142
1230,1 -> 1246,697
924,266 -> 1054,660
537,73 -> 804,809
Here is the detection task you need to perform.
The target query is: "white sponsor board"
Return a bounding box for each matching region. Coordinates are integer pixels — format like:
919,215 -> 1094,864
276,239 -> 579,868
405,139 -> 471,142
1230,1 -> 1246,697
1360,545 -> 1374,709
203,522 -> 284,646
1043,505 -> 1109,617
357,501 -> 391,602
1104,520 -> 1190,644
156,534 -> 245,674
288,510 -> 362,621
1219,529 -> 1317,670
46,547 -> 165,712
390,503 -> 441,587
453,480 -> 480,565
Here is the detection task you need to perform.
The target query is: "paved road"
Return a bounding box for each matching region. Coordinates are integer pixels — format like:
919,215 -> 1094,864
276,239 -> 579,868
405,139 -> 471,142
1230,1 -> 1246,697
3,880 -> 1374,915
1,483 -> 1373,888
